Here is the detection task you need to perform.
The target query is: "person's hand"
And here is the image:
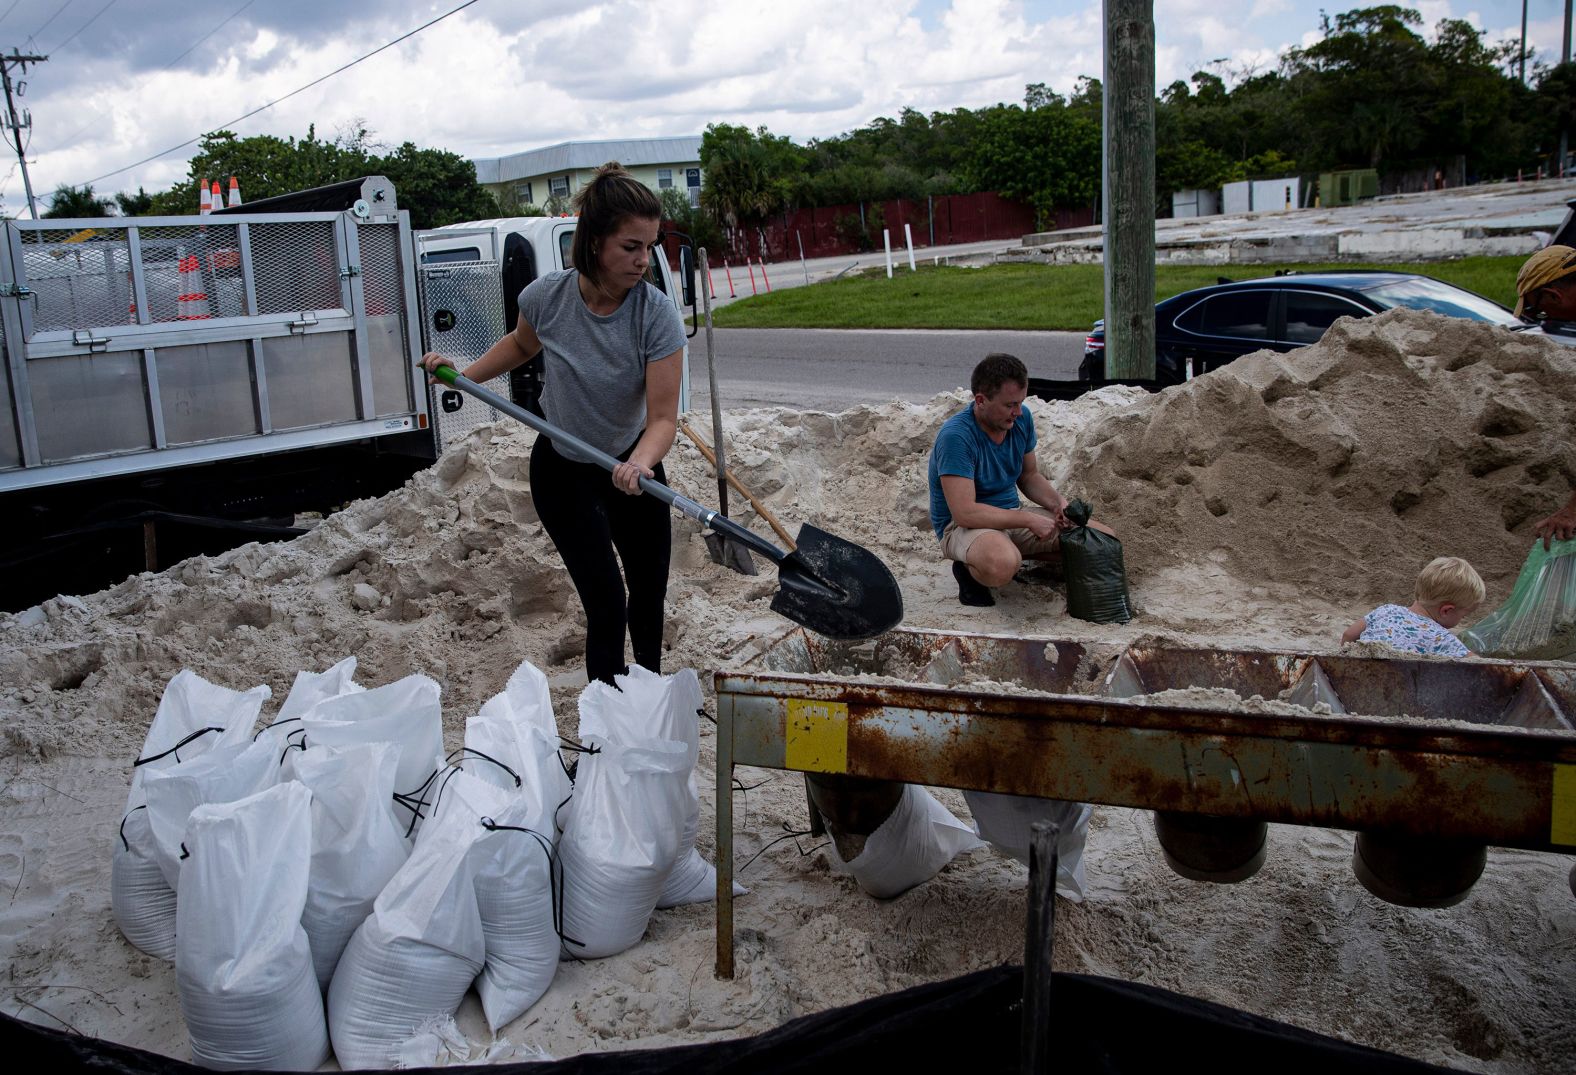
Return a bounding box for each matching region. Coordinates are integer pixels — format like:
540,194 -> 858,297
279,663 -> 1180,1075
1534,501 -> 1576,550
612,459 -> 653,495
1022,510 -> 1059,540
1050,496 -> 1070,529
419,352 -> 455,385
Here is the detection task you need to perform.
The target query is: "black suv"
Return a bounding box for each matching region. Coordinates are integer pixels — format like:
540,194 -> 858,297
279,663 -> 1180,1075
1080,271 -> 1524,382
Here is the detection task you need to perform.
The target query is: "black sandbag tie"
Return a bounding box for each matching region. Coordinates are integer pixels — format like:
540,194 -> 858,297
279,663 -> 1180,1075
252,715 -> 304,742
133,726 -> 223,768
556,735 -> 600,785
117,804 -> 147,852
738,821 -> 827,875
392,766 -> 443,838
446,746 -> 521,788
478,816 -> 582,954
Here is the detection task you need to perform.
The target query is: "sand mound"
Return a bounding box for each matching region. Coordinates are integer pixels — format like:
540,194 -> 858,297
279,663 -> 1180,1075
1,309 -> 1572,1072
1071,309 -> 1576,607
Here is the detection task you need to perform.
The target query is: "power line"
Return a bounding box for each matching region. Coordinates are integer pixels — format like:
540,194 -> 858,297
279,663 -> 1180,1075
51,0 -> 119,54
76,0 -> 482,188
30,1 -> 75,42
44,0 -> 257,160
161,0 -> 255,71
0,1 -> 22,31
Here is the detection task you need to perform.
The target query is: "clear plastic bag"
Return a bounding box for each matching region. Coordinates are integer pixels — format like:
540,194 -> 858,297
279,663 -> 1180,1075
1460,538 -> 1576,661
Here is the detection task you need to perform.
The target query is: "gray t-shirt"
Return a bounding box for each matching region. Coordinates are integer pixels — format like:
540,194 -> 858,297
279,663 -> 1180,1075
517,269 -> 686,463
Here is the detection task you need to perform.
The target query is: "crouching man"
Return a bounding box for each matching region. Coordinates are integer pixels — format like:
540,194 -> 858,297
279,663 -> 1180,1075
927,353 -> 1113,607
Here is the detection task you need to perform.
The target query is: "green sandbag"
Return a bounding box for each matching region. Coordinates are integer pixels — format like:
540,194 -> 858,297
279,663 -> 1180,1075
1060,499 -> 1132,624
1459,537 -> 1576,661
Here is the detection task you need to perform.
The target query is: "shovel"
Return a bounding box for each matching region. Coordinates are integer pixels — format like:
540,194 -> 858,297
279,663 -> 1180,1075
423,363 -> 904,641
696,247 -> 757,575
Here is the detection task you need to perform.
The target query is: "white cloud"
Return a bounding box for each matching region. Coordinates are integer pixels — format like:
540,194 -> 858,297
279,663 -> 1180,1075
5,0 -> 1558,210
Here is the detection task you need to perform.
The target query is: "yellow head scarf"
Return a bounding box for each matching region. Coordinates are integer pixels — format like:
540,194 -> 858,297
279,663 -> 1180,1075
1514,244 -> 1576,316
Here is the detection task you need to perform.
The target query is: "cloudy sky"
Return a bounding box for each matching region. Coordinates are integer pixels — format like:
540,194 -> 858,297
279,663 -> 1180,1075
0,0 -> 1566,211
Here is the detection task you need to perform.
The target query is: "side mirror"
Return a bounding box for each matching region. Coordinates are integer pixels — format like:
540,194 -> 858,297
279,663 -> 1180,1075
679,244 -> 696,309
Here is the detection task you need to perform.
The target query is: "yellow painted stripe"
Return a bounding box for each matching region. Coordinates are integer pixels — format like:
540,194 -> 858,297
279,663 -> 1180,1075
1553,764 -> 1576,847
62,228 -> 96,244
785,698 -> 848,773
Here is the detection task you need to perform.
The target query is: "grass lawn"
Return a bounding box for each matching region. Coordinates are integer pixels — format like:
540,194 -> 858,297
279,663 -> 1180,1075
708,256 -> 1525,331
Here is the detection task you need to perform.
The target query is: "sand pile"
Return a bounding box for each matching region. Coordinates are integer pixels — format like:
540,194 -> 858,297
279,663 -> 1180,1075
1067,309 -> 1576,609
1,309 -> 1573,1072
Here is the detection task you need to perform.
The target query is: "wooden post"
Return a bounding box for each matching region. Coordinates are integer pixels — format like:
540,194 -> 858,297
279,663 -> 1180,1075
1020,821 -> 1060,1074
1101,0 -> 1156,380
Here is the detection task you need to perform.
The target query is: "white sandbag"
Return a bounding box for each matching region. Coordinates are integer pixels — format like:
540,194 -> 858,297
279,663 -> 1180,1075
254,656 -> 364,757
326,770 -> 492,1070
464,660 -> 571,1031
111,669 -> 270,960
556,675 -> 691,959
177,782 -> 328,1071
617,665 -> 746,909
293,740 -> 412,991
301,673 -> 443,837
143,737 -> 279,890
828,784 -> 984,899
964,790 -> 1094,902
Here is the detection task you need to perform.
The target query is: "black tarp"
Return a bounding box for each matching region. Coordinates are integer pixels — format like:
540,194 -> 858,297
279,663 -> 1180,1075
4,966 -> 1458,1074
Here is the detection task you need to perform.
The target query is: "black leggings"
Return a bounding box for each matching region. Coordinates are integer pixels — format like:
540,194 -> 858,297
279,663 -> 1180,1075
529,434 -> 670,686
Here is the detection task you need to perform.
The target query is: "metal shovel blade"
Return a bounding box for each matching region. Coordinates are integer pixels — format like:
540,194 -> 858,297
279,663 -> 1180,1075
704,530 -> 758,575
770,523 -> 904,640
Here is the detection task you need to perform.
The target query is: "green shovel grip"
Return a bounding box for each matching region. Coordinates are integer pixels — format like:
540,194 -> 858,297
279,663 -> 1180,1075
426,363 -> 460,386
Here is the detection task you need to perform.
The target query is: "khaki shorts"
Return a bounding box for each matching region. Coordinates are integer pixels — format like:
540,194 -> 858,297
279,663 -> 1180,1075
939,505 -> 1064,563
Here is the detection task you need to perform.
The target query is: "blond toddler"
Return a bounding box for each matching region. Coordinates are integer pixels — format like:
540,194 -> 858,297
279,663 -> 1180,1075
1341,557 -> 1485,657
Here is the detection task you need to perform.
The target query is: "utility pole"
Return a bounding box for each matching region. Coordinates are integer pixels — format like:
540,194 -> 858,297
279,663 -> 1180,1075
1,48 -> 46,220
1102,0 -> 1156,379
1563,0 -> 1573,176
1520,0 -> 1529,85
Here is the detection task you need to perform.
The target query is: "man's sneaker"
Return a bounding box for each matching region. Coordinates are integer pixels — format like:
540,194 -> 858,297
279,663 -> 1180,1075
953,561 -> 995,607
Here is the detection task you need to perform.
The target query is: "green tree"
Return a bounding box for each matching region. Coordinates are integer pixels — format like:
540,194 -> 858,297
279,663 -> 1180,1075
141,126 -> 498,227
659,187 -> 724,260
113,187 -> 154,216
960,98 -> 1100,228
375,141 -> 498,228
699,123 -> 803,234
42,183 -> 112,217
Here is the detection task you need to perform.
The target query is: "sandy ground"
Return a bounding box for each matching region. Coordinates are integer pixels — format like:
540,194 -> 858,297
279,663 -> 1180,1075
1,309 -> 1574,1071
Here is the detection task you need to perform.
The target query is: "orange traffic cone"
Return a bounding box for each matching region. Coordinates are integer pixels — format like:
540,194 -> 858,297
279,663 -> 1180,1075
199,179 -> 212,216
176,255 -> 210,319
226,176 -> 241,208
211,180 -> 223,214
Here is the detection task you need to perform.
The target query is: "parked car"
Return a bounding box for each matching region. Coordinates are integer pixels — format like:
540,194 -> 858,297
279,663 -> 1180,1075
1079,271 -> 1526,382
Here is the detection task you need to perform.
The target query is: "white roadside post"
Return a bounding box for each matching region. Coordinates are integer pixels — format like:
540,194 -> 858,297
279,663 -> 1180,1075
904,224 -> 917,271
797,231 -> 810,286
883,230 -> 893,278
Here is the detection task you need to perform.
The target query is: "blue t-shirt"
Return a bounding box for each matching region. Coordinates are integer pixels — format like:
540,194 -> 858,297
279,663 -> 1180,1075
927,406 -> 1037,538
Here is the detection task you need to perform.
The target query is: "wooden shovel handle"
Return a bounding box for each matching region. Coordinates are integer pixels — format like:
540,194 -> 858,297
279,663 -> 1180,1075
678,418 -> 797,550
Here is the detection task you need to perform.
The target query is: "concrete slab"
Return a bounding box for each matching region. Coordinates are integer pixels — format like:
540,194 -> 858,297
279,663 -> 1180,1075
1017,178 -> 1576,265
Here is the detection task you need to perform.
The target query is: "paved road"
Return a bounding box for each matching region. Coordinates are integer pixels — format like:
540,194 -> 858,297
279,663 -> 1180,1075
686,327 -> 1087,411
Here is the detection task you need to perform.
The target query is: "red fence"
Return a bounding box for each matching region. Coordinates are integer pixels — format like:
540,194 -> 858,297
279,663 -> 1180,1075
716,192 -> 1089,263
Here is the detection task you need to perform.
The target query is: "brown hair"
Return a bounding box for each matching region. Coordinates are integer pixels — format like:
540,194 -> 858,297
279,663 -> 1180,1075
971,353 -> 1029,397
570,161 -> 663,289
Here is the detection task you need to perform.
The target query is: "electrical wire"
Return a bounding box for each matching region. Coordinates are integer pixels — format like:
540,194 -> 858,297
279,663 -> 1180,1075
51,0 -> 119,54
0,1 -> 22,31
43,0 -> 257,160
75,0 -> 483,188
30,0 -> 75,42
160,0 -> 254,71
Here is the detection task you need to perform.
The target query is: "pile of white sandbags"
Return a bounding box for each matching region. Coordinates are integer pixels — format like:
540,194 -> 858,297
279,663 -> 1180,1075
111,658 -> 727,1071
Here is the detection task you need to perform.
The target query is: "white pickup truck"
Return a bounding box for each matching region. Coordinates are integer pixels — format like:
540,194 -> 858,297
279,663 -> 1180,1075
415,215 -> 697,443
0,179 -> 695,609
